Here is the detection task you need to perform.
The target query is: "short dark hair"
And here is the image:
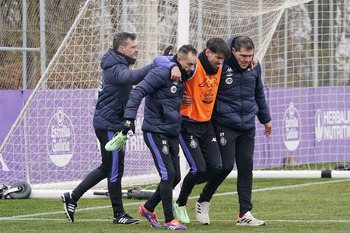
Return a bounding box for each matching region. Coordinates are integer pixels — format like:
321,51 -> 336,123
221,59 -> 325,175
113,32 -> 136,51
177,44 -> 197,58
206,38 -> 230,58
233,36 -> 254,52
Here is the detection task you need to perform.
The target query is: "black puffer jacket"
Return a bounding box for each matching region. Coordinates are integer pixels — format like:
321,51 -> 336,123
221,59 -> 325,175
213,36 -> 271,130
93,49 -> 154,131
124,66 -> 184,136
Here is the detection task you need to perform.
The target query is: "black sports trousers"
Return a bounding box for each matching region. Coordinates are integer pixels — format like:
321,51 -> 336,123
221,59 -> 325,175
143,132 -> 181,223
214,123 -> 256,217
71,129 -> 125,217
177,120 -> 223,206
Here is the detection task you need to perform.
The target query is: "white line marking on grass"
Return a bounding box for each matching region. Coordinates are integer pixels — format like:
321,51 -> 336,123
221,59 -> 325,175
1,179 -> 349,222
209,178 -> 350,198
268,220 -> 350,223
0,201 -> 144,221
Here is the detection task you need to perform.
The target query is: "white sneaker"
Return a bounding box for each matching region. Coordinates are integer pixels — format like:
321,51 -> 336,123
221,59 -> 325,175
236,211 -> 265,226
196,201 -> 210,225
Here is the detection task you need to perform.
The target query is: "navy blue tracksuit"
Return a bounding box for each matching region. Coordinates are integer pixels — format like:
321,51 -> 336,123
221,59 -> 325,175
71,49 -> 154,217
211,36 -> 271,216
124,65 -> 185,222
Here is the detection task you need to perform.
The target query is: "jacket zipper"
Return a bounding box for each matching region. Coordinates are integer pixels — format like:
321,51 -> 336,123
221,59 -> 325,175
239,73 -> 244,130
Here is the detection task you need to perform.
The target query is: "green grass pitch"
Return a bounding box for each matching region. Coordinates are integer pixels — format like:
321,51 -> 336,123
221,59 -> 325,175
1,178 -> 349,232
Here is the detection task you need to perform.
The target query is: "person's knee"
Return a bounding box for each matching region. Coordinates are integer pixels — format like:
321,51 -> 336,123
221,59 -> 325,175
196,168 -> 207,178
222,165 -> 234,177
212,165 -> 227,177
189,165 -> 206,177
167,169 -> 176,180
173,174 -> 181,187
97,166 -> 109,177
193,168 -> 207,184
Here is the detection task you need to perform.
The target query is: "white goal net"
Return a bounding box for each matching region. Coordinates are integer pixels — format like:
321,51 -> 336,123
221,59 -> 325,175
1,0 -> 350,193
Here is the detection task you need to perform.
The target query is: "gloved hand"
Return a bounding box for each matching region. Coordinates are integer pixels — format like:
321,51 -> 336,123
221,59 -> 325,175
121,119 -> 135,136
162,45 -> 173,56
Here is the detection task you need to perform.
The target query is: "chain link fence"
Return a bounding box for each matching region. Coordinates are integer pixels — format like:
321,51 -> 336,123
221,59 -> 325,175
0,0 -> 84,89
1,0 -> 350,90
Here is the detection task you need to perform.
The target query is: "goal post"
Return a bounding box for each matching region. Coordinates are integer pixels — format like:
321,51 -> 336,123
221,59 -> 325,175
1,0 -> 350,198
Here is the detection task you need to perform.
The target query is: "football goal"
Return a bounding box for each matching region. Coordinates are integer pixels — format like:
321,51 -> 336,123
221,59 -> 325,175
1,0 -> 350,198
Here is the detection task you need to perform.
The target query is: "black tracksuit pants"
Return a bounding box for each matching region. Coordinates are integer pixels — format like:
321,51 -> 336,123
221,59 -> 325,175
177,120 -> 223,206
143,132 -> 181,223
71,129 -> 125,217
214,123 -> 256,217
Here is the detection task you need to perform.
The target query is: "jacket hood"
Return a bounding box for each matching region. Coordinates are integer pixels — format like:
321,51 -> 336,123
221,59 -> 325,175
226,36 -> 238,50
100,49 -> 131,70
225,36 -> 252,73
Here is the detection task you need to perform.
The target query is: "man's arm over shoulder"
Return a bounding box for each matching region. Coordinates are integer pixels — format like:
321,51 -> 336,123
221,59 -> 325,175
124,67 -> 168,119
112,63 -> 155,85
153,55 -> 176,69
153,55 -> 182,81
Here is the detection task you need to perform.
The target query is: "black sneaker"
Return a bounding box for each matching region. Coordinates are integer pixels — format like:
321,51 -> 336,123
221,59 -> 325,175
113,213 -> 140,224
61,192 -> 78,222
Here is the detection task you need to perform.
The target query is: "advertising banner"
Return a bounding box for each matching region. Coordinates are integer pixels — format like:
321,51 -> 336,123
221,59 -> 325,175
1,87 -> 350,185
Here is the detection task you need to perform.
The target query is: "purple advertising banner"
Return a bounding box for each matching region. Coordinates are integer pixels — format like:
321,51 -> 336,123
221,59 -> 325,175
24,89 -> 99,184
1,87 -> 350,185
0,89 -> 156,185
259,88 -> 316,168
254,87 -> 350,169
0,90 -> 26,184
313,87 -> 350,162
0,90 -> 23,146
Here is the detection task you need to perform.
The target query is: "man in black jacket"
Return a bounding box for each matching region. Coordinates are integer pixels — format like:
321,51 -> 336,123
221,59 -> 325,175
61,32 -> 179,224
121,45 -> 198,230
212,36 -> 272,226
154,39 -> 231,225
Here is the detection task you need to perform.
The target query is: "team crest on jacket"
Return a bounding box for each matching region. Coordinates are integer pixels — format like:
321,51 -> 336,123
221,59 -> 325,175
225,77 -> 233,85
170,85 -> 177,93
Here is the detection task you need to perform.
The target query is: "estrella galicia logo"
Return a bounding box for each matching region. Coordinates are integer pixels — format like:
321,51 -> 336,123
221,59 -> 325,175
46,107 -> 75,167
282,102 -> 301,151
200,89 -> 215,104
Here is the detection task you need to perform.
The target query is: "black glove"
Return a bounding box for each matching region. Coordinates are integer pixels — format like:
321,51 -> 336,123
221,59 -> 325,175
121,119 -> 135,135
162,45 -> 173,56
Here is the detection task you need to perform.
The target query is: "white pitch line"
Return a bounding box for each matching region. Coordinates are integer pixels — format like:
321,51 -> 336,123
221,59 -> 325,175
3,218 -> 350,223
1,179 -> 349,221
210,178 -> 350,198
0,201 -> 144,221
